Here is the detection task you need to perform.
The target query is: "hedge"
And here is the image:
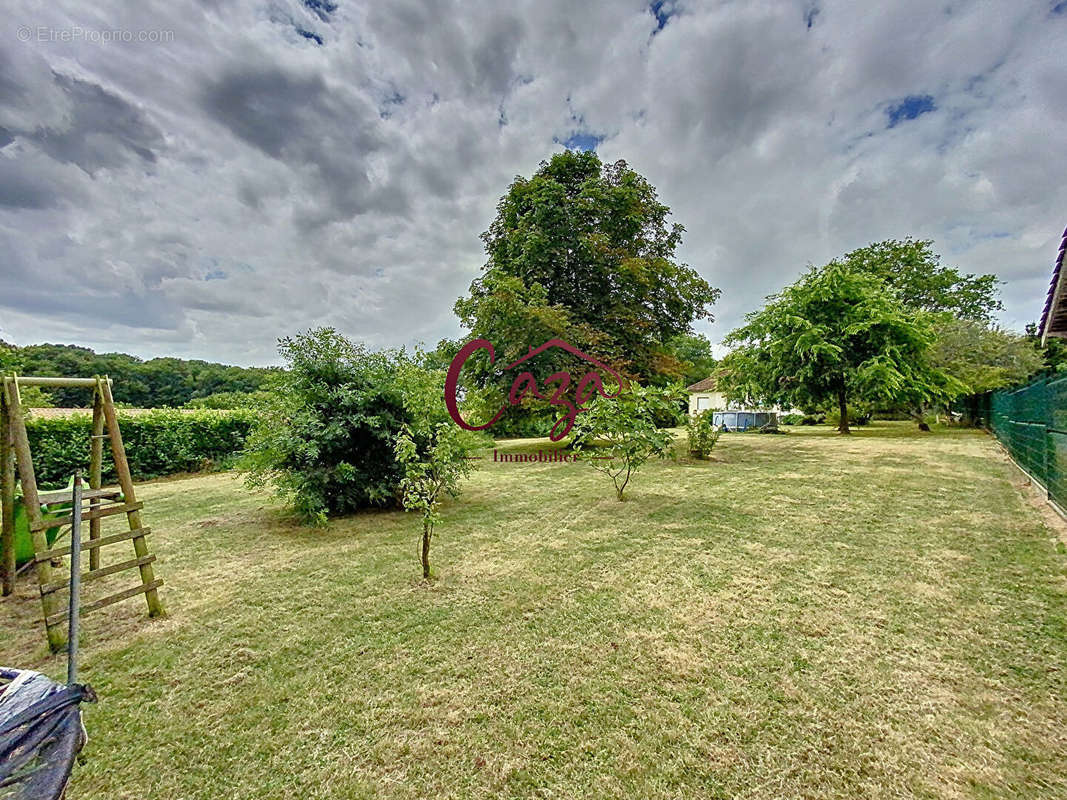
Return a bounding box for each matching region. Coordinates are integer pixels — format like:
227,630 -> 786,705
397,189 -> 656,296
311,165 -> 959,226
24,409 -> 256,488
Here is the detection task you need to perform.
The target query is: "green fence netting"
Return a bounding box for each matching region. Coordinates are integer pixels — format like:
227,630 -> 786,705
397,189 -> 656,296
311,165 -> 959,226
959,373 -> 1067,510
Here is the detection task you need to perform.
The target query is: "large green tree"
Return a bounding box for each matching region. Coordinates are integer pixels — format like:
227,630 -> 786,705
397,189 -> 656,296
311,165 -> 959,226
454,151 -> 719,418
719,261 -> 958,433
842,238 -> 1002,323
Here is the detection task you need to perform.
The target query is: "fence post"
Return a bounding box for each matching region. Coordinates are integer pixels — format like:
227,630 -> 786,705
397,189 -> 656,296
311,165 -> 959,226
1044,376 -> 1052,500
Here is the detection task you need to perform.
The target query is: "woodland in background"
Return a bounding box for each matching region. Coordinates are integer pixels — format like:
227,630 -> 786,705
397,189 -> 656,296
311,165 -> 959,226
0,341 -> 277,407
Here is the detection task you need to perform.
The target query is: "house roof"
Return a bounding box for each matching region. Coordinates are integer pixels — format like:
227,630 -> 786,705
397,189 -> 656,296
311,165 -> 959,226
686,376 -> 717,393
1038,225 -> 1067,345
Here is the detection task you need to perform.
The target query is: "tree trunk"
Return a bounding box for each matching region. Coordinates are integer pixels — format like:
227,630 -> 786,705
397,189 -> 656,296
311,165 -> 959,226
421,522 -> 431,579
837,384 -> 850,435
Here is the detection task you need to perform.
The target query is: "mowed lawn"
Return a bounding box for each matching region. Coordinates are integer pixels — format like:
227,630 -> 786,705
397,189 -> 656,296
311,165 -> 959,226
3,423 -> 1067,799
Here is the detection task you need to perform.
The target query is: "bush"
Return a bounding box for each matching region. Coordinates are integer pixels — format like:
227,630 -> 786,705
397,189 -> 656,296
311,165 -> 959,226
240,328 -> 416,523
781,413 -> 803,425
824,404 -> 871,428
26,409 -> 255,487
686,410 -> 721,458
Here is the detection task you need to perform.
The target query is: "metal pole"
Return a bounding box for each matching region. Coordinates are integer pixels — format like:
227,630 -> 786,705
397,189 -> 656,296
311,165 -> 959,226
67,472 -> 82,685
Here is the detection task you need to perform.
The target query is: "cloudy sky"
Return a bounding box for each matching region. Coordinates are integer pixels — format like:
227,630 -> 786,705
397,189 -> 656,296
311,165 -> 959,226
1,0 -> 1065,366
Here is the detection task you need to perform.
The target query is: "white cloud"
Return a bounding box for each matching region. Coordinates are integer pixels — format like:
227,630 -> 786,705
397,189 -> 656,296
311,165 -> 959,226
0,0 -> 1064,365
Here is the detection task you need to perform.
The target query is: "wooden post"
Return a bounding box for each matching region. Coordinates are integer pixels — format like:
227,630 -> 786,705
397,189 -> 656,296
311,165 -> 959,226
99,377 -> 164,618
89,384 -> 104,571
1,386 -> 15,596
4,376 -> 65,651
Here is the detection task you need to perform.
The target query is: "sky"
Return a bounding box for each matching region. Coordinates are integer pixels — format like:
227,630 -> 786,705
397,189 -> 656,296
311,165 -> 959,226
1,0 -> 1065,366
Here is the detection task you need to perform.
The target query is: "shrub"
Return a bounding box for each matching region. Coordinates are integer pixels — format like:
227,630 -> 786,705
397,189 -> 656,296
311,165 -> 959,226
781,413 -> 804,425
824,404 -> 871,428
686,410 -> 721,458
240,328 -> 415,524
570,384 -> 681,500
26,409 -> 255,487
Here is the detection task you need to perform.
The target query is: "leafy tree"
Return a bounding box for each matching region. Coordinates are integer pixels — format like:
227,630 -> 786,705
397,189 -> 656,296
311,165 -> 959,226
842,238 -> 1002,323
1,342 -> 53,407
570,384 -> 681,500
455,151 -> 720,407
393,360 -> 482,579
931,318 -> 1043,393
422,338 -> 463,372
686,409 -> 721,459
0,340 -> 23,373
719,261 -> 959,434
240,328 -> 410,523
1025,322 -> 1067,373
664,333 -> 717,387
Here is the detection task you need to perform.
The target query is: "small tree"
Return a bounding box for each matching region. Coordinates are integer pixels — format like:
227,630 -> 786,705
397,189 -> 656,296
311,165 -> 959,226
393,360 -> 482,579
686,409 -> 721,458
570,384 -> 680,500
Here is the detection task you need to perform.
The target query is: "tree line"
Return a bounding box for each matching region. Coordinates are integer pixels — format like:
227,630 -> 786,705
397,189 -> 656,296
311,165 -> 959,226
0,341 -> 278,408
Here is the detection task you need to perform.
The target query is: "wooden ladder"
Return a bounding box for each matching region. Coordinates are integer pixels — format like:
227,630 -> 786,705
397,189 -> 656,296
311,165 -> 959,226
1,375 -> 164,652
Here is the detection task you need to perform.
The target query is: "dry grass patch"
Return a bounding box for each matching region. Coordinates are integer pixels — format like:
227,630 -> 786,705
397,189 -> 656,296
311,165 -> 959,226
1,423 -> 1065,799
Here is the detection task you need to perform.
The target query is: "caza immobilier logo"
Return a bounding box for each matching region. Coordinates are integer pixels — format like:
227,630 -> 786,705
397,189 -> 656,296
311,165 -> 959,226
444,338 -> 628,442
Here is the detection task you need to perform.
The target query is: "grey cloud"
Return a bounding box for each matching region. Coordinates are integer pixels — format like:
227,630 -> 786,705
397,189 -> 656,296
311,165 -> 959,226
0,235 -> 184,329
0,157 -> 63,209
0,50 -> 165,175
32,74 -> 163,172
200,62 -> 399,223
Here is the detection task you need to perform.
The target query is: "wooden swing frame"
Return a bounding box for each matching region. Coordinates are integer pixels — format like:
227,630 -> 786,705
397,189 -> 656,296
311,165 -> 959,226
1,375 -> 163,652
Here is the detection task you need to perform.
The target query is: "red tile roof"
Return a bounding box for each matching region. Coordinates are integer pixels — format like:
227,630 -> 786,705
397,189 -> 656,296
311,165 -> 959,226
686,376 -> 717,392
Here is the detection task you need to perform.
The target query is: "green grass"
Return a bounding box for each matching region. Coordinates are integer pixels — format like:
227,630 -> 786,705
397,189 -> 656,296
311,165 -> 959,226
3,422 -> 1066,799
